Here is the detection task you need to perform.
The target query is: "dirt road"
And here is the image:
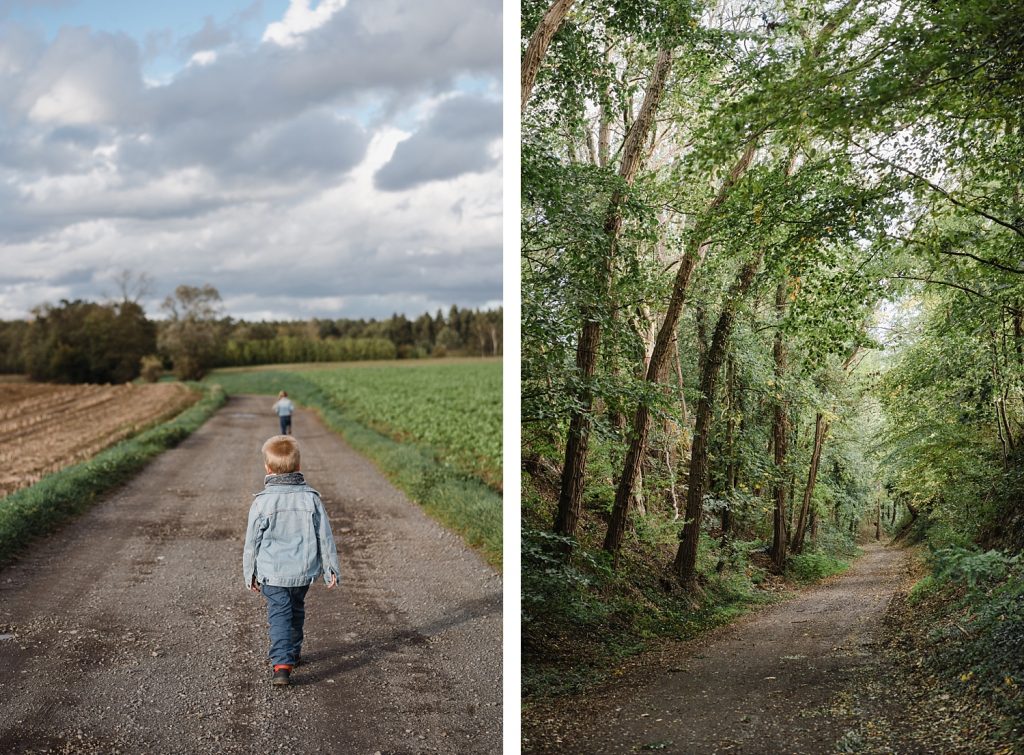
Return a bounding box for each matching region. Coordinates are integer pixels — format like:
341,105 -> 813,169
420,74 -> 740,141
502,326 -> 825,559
0,395 -> 502,754
524,543 -> 908,754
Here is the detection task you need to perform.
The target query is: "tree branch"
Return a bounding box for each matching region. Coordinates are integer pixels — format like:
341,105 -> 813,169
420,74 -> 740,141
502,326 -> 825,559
852,139 -> 1024,239
890,275 -> 1023,314
886,232 -> 1024,275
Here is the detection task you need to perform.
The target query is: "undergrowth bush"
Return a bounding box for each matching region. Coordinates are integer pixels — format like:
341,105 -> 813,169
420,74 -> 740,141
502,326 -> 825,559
929,545 -> 1017,587
919,546 -> 1024,727
787,550 -> 851,583
522,529 -> 612,628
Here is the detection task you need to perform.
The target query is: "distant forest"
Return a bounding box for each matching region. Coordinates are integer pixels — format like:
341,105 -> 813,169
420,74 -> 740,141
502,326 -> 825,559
0,286 -> 502,383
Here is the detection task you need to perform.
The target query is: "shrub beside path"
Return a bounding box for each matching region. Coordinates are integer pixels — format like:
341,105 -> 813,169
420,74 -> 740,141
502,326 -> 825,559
0,395 -> 502,754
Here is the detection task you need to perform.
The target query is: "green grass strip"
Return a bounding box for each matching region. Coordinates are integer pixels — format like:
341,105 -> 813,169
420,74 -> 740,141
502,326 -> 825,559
0,384 -> 226,567
207,369 -> 502,570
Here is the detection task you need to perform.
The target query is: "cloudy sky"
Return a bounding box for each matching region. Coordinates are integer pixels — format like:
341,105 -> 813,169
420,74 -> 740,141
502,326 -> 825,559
0,0 -> 502,321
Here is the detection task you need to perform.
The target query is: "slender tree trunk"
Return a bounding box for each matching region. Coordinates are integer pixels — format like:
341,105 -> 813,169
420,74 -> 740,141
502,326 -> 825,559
791,412 -> 828,554
674,252 -> 764,588
604,140 -> 758,553
1000,392 -> 1015,450
723,353 -> 738,534
521,0 -> 577,111
770,279 -> 789,572
554,49 -> 674,543
715,354 -> 738,574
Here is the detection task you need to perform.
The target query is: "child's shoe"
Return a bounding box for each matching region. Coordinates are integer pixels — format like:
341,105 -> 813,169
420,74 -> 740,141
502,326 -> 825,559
272,664 -> 292,686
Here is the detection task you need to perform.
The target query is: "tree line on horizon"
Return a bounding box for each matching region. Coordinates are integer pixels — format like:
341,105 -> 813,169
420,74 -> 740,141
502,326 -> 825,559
0,284 -> 502,384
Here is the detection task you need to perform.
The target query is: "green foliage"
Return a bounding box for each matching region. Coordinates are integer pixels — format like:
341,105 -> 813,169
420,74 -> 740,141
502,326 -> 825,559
929,546 -> 1018,590
0,384 -> 224,566
23,299 -> 156,383
522,528 -> 611,627
915,547 -> 1024,725
207,364 -> 502,568
159,284 -> 225,380
786,550 -> 850,583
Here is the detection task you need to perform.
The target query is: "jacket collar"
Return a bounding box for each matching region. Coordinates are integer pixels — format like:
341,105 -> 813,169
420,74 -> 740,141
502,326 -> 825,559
264,472 -> 305,486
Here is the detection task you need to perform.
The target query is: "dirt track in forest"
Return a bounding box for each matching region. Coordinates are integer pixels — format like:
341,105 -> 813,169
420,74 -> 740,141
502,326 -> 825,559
0,395 -> 502,754
524,543 -> 909,754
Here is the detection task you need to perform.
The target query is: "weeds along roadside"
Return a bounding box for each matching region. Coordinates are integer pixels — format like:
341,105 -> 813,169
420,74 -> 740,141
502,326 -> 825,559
899,547 -> 1023,741
0,384 -> 226,568
205,368 -> 503,571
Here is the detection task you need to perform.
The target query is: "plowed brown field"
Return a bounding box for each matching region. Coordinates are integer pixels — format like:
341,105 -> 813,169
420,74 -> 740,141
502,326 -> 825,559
0,383 -> 198,497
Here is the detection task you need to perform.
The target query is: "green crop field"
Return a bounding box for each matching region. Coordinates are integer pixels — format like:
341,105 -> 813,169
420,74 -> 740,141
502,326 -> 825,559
304,361 -> 501,489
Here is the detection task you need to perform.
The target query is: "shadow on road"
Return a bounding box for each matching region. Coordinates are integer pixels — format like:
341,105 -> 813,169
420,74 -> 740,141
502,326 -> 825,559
299,593 -> 502,683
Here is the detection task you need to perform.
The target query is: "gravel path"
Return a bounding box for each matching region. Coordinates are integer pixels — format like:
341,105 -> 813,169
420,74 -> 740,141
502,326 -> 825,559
524,543 -> 908,754
0,395 -> 502,754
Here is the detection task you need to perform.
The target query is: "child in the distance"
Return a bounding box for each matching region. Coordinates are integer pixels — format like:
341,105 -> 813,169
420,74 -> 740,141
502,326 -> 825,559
242,435 -> 340,686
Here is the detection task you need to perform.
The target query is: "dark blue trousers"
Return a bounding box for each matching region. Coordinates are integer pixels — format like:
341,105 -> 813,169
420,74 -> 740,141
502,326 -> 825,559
261,583 -> 309,666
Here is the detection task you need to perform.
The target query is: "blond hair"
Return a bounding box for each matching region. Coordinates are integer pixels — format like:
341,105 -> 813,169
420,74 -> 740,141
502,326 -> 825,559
262,435 -> 300,473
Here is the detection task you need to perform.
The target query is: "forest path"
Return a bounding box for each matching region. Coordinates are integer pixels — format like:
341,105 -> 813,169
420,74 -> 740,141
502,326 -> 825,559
524,542 -> 909,754
0,395 -> 501,754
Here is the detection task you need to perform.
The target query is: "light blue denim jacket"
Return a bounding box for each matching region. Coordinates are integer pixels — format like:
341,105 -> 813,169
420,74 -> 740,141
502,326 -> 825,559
242,473 -> 341,589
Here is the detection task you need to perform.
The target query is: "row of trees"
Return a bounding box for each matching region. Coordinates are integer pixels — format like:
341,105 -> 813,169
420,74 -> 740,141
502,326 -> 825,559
0,284 -> 503,383
522,0 -> 1023,596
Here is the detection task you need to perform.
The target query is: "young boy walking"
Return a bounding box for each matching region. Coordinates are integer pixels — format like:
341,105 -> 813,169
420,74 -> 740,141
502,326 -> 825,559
272,391 -> 295,435
243,435 -> 340,686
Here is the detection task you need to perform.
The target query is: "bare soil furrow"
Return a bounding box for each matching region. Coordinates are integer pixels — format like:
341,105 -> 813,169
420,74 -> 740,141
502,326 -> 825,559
0,383 -> 197,497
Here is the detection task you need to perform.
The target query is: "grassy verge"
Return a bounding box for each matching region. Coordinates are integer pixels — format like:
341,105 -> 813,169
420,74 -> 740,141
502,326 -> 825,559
206,369 -> 502,570
0,384 -> 226,567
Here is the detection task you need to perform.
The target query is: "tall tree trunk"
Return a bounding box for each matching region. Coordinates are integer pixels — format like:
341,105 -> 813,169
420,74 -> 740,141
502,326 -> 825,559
673,252 -> 764,588
791,412 -> 828,554
723,353 -> 738,534
554,49 -> 674,542
521,0 -> 577,111
603,140 -> 758,553
715,354 -> 739,575
770,279 -> 789,572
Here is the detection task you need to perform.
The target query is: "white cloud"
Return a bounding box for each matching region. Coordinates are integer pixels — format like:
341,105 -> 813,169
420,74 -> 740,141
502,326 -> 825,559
188,50 -> 218,67
262,0 -> 349,48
